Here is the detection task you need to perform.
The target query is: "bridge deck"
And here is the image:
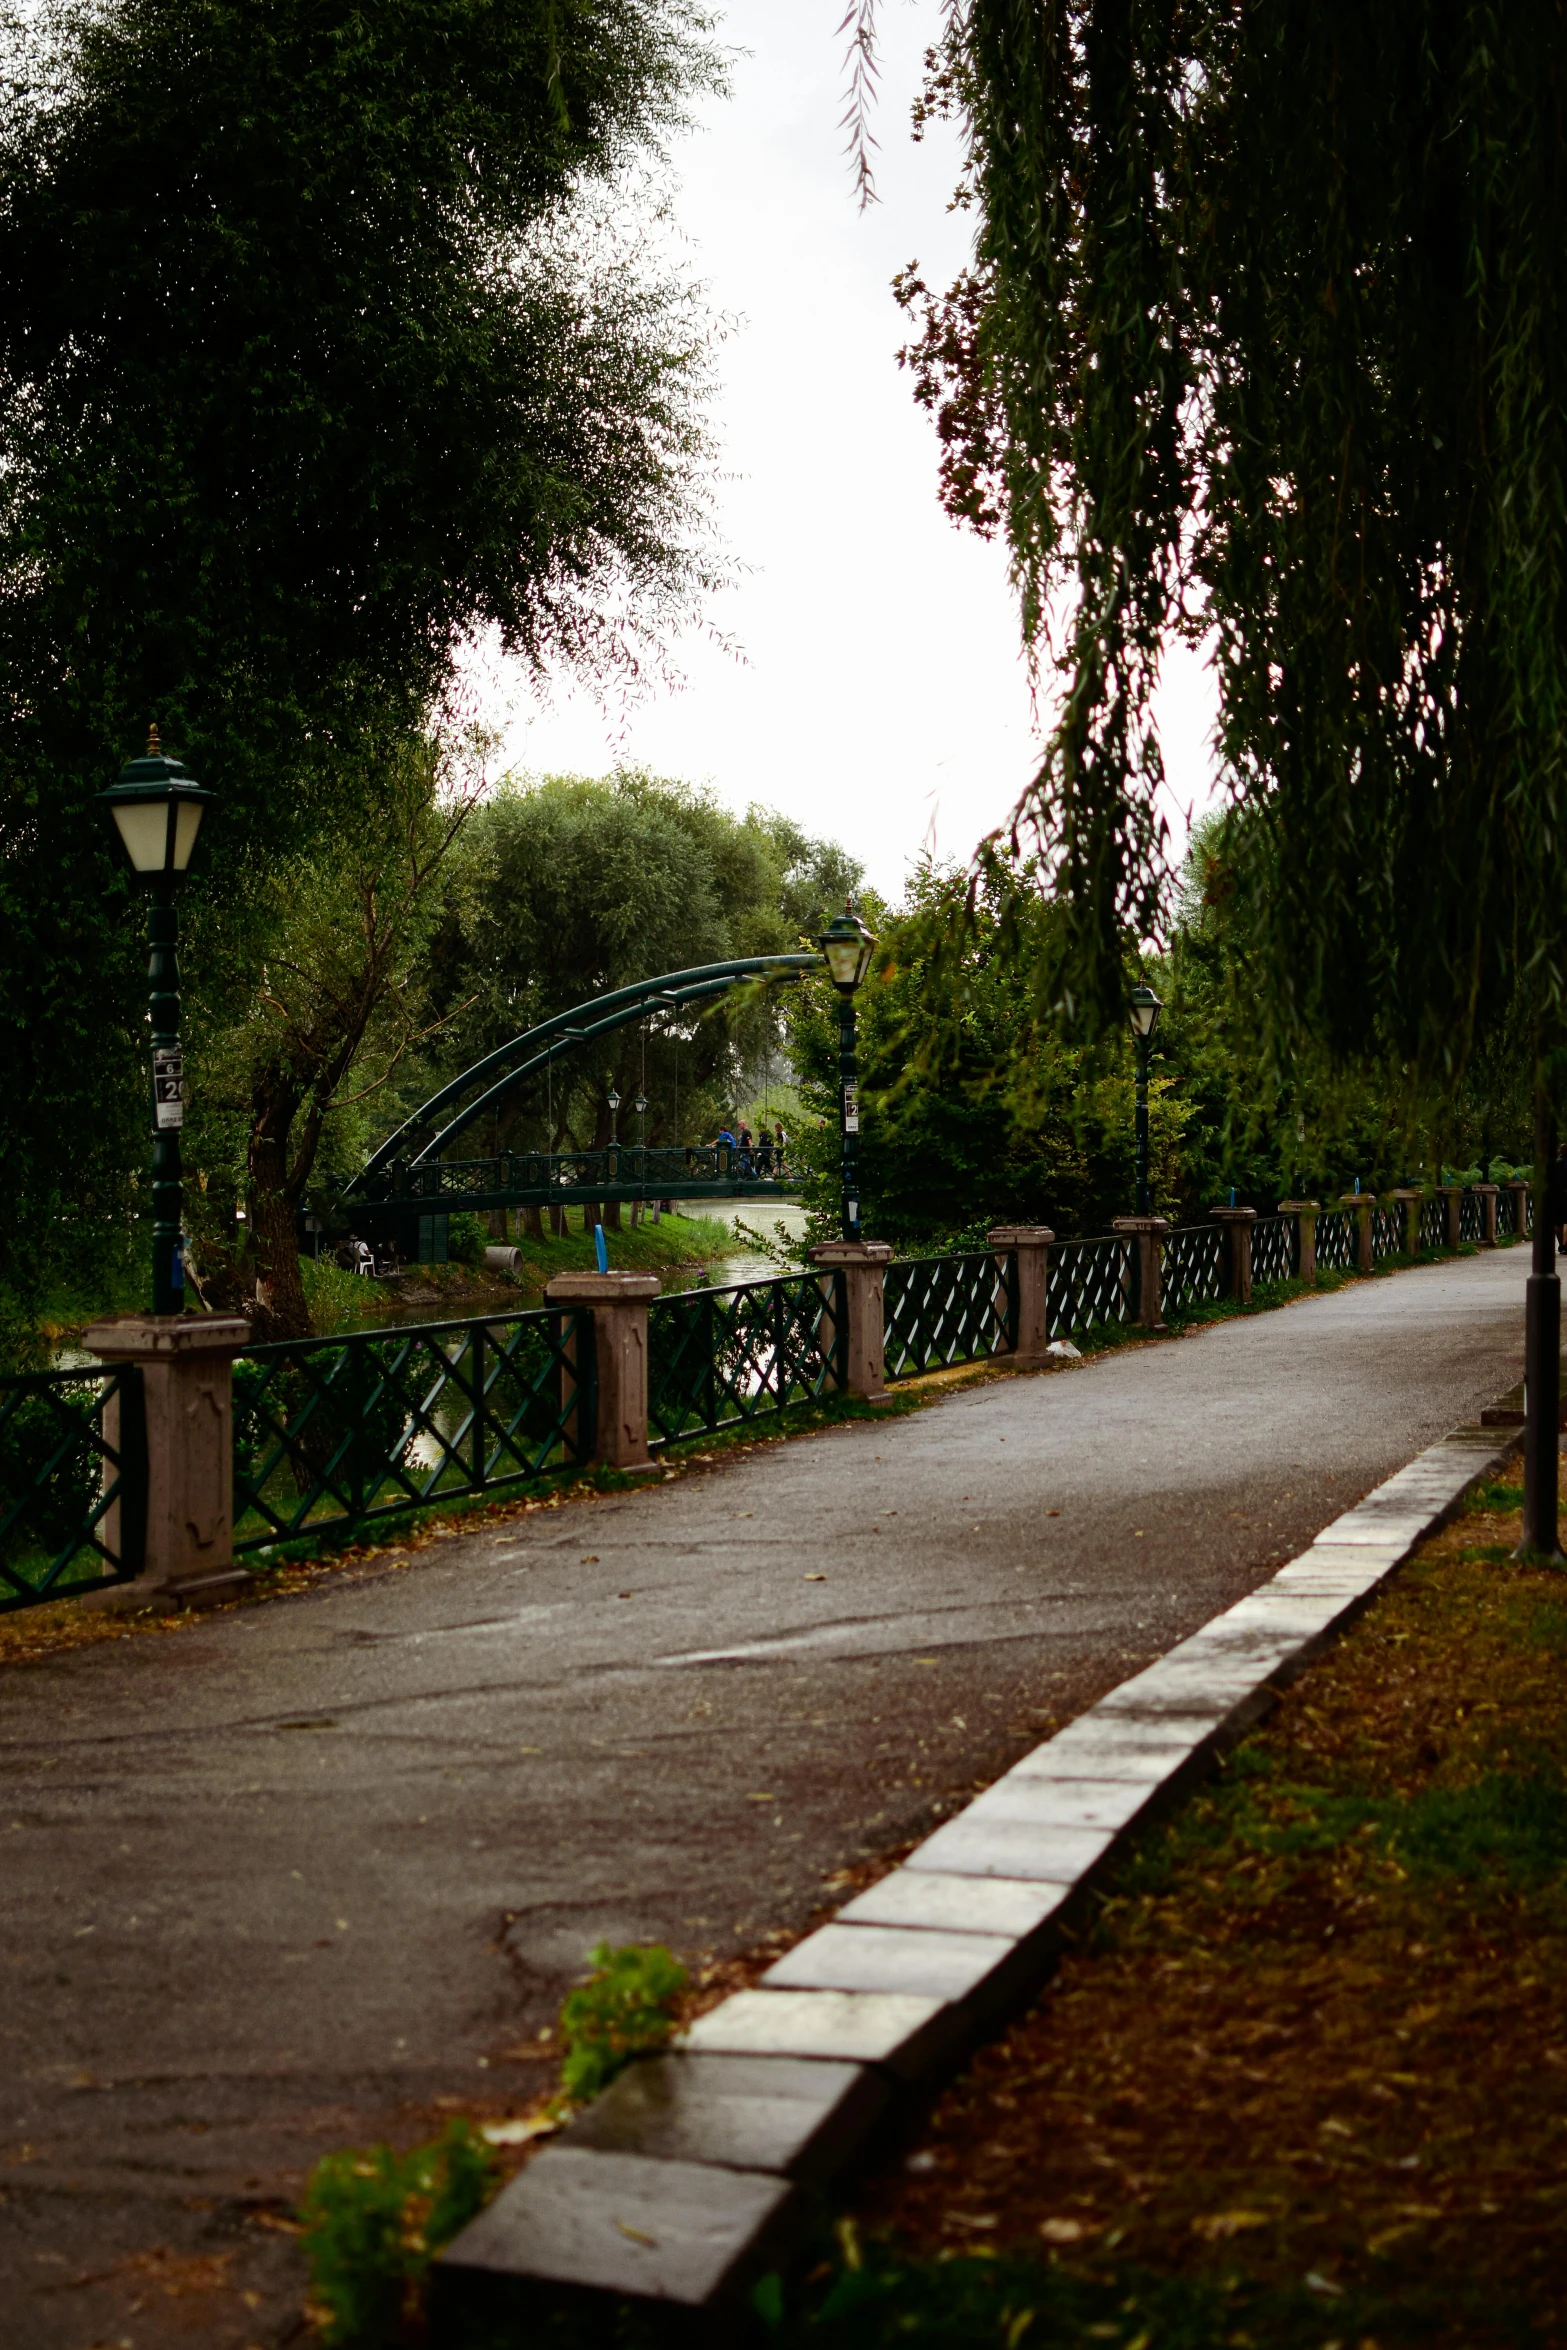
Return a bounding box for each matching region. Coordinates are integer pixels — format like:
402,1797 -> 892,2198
356,1144 -> 805,1219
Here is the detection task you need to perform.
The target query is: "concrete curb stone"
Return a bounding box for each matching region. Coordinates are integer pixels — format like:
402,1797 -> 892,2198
430,1413 -> 1520,2341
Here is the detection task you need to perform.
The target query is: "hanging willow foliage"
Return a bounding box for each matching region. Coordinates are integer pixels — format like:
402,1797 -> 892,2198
896,2 -> 1567,1071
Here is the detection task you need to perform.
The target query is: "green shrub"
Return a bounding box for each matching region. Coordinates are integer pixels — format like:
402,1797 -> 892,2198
298,2119 -> 494,2348
558,1940 -> 687,2103
447,1212 -> 489,1268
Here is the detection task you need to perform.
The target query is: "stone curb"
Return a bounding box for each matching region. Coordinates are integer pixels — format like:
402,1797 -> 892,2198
430,1411 -> 1521,2342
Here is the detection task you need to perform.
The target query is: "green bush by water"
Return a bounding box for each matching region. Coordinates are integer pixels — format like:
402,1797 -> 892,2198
447,1212 -> 490,1268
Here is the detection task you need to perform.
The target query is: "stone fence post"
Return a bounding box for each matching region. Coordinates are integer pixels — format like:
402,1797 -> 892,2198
1505,1178 -> 1532,1241
1472,1182 -> 1499,1246
1340,1193 -> 1375,1273
987,1226 -> 1054,1366
81,1314 -> 251,1609
1439,1184 -> 1464,1250
1111,1215 -> 1170,1330
1212,1205 -> 1257,1304
1390,1186 -> 1422,1257
809,1240 -> 891,1401
1279,1200 -> 1319,1283
543,1271 -> 661,1475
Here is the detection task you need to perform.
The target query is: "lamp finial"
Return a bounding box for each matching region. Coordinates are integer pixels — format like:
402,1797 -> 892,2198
146,722 -> 161,758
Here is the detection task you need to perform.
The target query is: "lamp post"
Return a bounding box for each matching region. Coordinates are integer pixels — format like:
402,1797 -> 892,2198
817,901 -> 876,1242
97,728 -> 214,1316
607,1087 -> 621,1148
1129,983 -> 1163,1218
1521,1082 -> 1562,1559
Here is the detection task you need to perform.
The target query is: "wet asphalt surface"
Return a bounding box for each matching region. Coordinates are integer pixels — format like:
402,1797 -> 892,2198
0,1247 -> 1529,2346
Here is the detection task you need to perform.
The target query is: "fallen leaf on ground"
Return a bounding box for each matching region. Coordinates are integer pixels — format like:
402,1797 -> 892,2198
1038,2216 -> 1100,2244
1192,2209 -> 1274,2240
480,2115 -> 559,2146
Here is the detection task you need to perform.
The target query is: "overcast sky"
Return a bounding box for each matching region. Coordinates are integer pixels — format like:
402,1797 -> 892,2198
496,1 -> 1218,901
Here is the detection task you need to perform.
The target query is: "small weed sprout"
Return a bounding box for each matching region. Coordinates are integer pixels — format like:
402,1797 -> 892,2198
298,2118 -> 494,2347
558,1939 -> 688,2103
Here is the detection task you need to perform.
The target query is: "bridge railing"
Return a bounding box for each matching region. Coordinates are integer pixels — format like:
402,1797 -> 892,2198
360,1142 -> 800,1209
0,1184 -> 1523,1610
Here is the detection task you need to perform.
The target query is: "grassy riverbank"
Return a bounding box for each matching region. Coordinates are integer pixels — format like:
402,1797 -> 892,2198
33,1211 -> 741,1355
301,1210 -> 740,1332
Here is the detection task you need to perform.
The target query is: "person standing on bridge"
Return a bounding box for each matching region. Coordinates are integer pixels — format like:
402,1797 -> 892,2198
773,1120 -> 787,1177
737,1121 -> 754,1174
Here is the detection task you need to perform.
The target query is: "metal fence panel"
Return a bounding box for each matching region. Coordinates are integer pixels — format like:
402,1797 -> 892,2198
1419,1196 -> 1447,1251
1047,1235 -> 1132,1339
1460,1189 -> 1483,1242
647,1273 -> 843,1446
1162,1222 -> 1225,1313
1315,1210 -> 1355,1271
1498,1188 -> 1518,1238
233,1310 -> 589,1553
883,1253 -> 1016,1380
1251,1215 -> 1296,1286
0,1364 -> 146,1612
1371,1206 -> 1403,1260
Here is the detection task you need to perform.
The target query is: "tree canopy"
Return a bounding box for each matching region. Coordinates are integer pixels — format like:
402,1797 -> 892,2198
897,3 -> 1567,1071
0,0 -> 722,1306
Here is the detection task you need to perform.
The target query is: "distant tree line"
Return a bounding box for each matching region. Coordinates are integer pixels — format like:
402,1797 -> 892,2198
787,829 -> 1534,1252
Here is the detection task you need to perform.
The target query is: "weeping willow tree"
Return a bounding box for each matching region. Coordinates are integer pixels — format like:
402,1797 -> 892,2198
892,2 -> 1567,1084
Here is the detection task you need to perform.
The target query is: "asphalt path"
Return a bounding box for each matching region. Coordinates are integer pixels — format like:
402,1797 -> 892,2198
0,1247 -> 1529,2346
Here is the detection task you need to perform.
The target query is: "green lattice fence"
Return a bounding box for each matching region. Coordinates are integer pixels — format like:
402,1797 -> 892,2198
0,1364 -> 145,1612
646,1274 -> 843,1445
233,1310 -> 589,1552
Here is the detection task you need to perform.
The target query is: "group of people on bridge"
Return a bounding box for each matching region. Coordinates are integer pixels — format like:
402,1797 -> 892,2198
714,1120 -> 788,1180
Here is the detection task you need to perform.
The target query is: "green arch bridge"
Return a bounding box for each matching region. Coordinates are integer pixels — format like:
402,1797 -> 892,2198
346,954 -> 817,1245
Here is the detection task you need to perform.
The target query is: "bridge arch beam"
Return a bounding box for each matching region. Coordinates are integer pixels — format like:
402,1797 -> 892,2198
350,953 -> 818,1197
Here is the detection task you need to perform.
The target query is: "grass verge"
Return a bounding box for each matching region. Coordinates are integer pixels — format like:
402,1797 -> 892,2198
772,1465 -> 1567,2348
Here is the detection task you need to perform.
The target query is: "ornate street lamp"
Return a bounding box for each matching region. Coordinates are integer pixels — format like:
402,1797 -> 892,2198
1128,983 -> 1163,1218
97,727 -> 215,1316
817,901 -> 877,1241
607,1087 -> 621,1149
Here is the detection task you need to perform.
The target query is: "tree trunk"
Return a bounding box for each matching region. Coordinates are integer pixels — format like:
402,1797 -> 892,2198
522,1204 -> 544,1238
248,1087 -> 313,1340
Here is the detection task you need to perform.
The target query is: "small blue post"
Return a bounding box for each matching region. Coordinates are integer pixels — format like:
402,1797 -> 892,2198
594,1223 -> 608,1274
1229,1185 -> 1236,1207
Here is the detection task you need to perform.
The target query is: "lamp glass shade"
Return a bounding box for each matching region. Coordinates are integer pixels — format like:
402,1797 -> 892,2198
634,1095 -> 648,1116
110,798 -> 177,874
817,905 -> 877,993
1129,985 -> 1163,1040
172,796 -> 205,870
607,1090 -> 621,1112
